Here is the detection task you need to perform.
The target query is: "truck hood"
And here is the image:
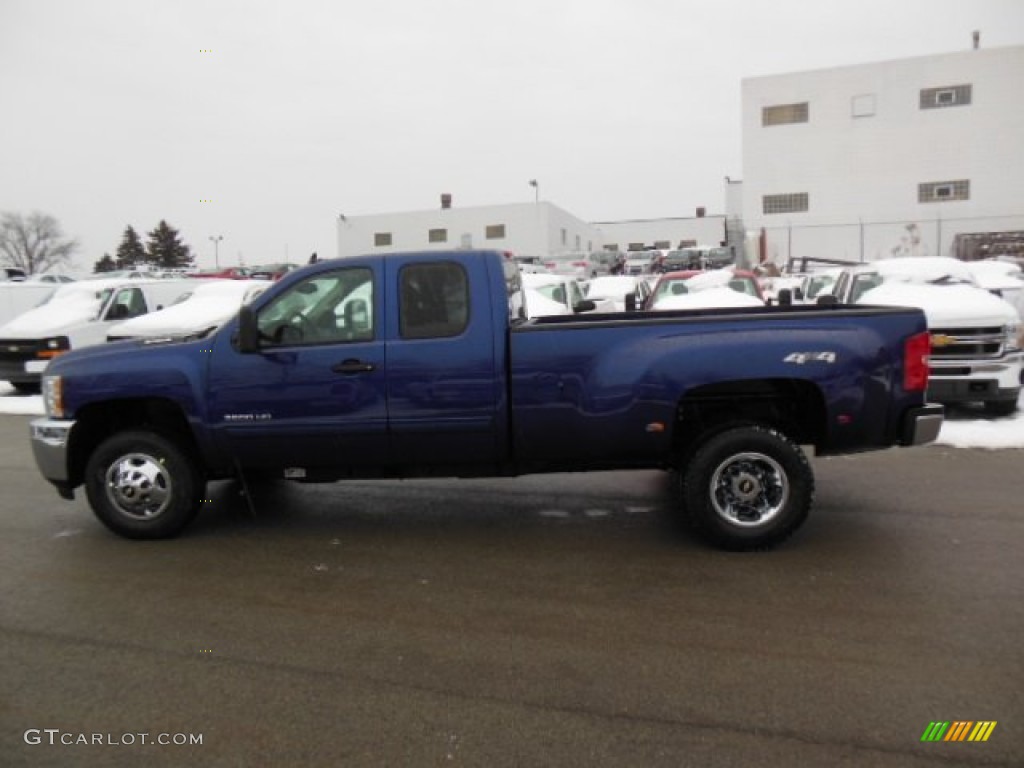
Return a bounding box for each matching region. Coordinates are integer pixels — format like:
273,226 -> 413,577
44,334 -> 200,377
857,283 -> 1018,327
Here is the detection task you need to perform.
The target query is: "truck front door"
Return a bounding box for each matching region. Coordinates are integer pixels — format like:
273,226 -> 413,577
208,263 -> 388,471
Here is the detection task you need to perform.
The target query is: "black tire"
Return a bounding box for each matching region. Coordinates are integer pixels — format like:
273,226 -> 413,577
85,430 -> 203,539
983,398 -> 1018,417
680,425 -> 814,551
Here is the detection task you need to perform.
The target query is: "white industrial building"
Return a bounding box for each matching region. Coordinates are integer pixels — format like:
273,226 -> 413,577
335,195 -> 735,261
336,197 -> 603,260
742,43 -> 1024,267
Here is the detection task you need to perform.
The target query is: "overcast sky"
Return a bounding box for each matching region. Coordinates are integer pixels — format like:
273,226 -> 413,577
2,0 -> 1022,270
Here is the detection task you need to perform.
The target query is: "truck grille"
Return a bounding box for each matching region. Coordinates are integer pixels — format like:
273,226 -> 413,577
0,339 -> 39,364
929,327 -> 1004,361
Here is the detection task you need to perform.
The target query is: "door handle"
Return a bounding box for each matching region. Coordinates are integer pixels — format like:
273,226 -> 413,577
331,359 -> 376,375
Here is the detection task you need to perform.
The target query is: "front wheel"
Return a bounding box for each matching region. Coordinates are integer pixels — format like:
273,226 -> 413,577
85,430 -> 203,539
680,426 -> 814,551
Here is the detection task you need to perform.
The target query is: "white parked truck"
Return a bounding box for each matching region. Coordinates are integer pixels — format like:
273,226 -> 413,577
830,257 -> 1022,415
0,278 -> 193,391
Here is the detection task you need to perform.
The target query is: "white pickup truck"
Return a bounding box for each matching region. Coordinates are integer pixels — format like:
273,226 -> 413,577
0,278 -> 193,391
830,257 -> 1022,415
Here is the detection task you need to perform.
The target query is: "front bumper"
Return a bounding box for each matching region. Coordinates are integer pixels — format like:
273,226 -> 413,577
928,352 -> 1023,403
30,418 -> 76,498
900,404 -> 944,446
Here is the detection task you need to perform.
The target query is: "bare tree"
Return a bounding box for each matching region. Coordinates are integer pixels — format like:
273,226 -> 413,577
0,211 -> 79,275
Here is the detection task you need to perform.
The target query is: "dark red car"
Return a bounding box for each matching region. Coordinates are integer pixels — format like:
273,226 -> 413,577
645,269 -> 765,310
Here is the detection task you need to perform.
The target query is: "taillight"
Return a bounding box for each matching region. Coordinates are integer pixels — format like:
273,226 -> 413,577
903,332 -> 930,392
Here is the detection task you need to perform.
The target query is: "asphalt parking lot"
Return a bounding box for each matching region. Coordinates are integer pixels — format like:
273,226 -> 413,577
1,413 -> 1021,767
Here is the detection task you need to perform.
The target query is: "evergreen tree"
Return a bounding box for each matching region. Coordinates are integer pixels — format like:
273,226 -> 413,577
93,253 -> 117,273
145,220 -> 194,269
115,225 -> 148,268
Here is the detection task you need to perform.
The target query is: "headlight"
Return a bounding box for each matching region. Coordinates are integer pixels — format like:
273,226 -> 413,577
37,336 -> 70,360
1007,323 -> 1021,352
41,375 -> 64,419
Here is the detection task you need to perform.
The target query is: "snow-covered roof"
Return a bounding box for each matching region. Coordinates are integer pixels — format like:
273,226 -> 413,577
866,257 -> 978,286
682,268 -> 736,293
0,281 -> 111,334
963,259 -> 1024,291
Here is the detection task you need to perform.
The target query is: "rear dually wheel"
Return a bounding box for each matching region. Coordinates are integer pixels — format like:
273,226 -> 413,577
680,425 -> 814,551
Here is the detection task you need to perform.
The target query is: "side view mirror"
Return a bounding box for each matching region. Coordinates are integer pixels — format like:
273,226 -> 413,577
777,289 -> 793,306
573,300 -> 596,314
237,305 -> 259,353
816,294 -> 839,307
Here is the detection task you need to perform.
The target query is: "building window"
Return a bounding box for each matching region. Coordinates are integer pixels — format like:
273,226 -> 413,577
762,193 -> 809,215
374,232 -> 392,247
561,228 -> 567,246
762,102 -> 809,126
574,234 -> 581,250
654,240 -> 671,250
919,180 -> 970,203
920,84 -> 972,110
851,93 -> 876,118
485,224 -> 506,240
428,228 -> 447,243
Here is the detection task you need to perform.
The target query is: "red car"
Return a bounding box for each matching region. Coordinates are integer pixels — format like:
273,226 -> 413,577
646,269 -> 764,309
188,266 -> 252,280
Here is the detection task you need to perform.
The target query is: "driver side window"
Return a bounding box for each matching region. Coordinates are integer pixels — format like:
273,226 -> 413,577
257,267 -> 374,346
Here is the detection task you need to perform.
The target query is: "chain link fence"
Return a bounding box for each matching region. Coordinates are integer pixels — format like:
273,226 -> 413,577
746,214 -> 1024,269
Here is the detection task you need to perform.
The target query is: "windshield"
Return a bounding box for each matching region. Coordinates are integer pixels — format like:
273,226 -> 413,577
805,274 -> 836,299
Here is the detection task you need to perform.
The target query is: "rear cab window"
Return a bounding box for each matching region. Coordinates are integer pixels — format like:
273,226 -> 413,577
399,262 -> 470,339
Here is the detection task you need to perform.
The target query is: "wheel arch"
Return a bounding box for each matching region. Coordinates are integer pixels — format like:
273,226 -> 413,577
673,378 -> 826,464
68,398 -> 199,488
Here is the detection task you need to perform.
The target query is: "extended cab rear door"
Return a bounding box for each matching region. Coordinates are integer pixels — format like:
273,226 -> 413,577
384,255 -> 504,468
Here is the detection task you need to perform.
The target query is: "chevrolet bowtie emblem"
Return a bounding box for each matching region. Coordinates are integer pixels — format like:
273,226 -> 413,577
930,333 -> 956,348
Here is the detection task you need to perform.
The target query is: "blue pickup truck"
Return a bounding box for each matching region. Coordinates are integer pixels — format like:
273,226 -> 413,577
29,250 -> 942,550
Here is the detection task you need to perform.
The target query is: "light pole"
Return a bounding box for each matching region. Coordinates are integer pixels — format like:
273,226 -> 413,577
209,235 -> 223,268
529,179 -> 541,256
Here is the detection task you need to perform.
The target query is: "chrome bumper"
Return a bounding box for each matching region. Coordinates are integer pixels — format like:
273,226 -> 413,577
901,404 -> 944,446
30,418 -> 76,497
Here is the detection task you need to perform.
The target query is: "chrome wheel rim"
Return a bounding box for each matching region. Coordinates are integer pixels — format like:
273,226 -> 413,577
710,452 -> 789,528
104,452 -> 172,520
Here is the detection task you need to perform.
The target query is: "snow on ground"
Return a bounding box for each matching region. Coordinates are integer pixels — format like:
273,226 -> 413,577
2,383 -> 1022,449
